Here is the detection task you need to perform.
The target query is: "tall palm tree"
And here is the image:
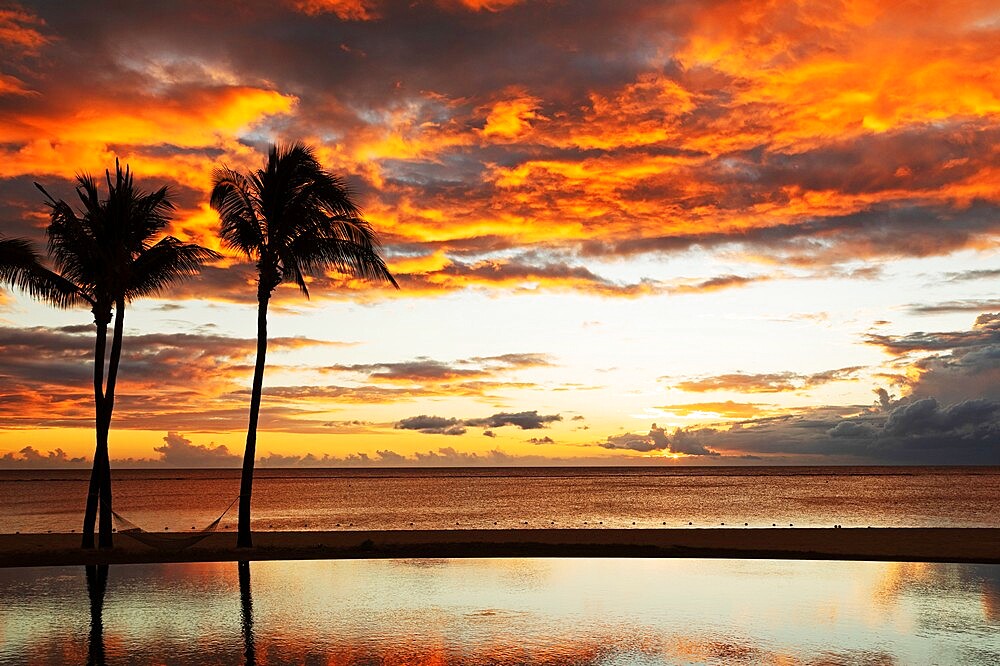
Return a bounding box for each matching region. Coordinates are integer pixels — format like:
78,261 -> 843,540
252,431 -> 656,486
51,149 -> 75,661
33,161 -> 219,548
211,143 -> 397,547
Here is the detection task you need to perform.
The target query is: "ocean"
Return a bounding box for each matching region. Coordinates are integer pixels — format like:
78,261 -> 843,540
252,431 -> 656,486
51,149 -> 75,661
2,466 -> 997,534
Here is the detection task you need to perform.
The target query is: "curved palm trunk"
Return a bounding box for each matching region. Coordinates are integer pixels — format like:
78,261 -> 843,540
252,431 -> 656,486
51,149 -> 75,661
81,302 -> 123,549
96,299 -> 126,548
238,293 -> 270,548
81,317 -> 108,549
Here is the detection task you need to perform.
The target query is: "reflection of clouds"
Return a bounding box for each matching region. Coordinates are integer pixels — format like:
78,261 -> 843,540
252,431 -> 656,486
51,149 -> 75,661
1,559 -> 998,664
873,561 -> 1000,631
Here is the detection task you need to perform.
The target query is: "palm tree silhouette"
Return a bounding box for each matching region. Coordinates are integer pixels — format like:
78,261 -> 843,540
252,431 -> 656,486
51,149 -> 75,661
34,161 -> 219,548
211,143 -> 397,547
0,236 -> 80,306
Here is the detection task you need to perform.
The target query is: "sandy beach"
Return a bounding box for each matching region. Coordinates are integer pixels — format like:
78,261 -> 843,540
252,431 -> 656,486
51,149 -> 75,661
0,527 -> 997,568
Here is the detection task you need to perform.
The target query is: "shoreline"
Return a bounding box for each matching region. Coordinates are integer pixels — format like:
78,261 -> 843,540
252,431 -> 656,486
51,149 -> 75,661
1,527 -> 997,567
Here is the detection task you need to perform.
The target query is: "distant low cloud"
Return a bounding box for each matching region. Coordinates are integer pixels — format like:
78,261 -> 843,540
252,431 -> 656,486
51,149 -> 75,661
395,409 -> 561,434
906,299 -> 1000,315
153,432 -> 242,467
601,423 -> 720,456
658,401 -> 767,418
395,415 -> 467,435
671,367 -> 861,393
465,410 -> 562,430
327,352 -> 552,383
865,313 -> 1000,353
0,446 -> 88,468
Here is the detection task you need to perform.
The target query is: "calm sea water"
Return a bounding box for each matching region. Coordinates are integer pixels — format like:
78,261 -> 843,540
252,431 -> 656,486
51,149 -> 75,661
1,466 -> 997,534
0,558 -> 997,665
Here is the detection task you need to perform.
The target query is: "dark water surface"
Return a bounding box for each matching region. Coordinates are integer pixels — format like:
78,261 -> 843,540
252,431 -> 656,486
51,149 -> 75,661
1,466 -> 997,534
0,558 -> 997,665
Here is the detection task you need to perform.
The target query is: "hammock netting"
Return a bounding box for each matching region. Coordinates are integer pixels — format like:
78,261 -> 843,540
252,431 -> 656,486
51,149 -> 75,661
111,496 -> 239,551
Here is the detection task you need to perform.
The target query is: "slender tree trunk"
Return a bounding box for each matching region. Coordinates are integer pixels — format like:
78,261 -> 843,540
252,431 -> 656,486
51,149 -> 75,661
82,316 -> 108,549
96,300 -> 125,549
238,293 -> 270,548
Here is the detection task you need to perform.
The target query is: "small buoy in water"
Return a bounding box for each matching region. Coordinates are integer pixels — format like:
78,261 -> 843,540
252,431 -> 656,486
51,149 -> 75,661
772,523 -> 776,527
493,521 -> 497,525
721,522 -> 725,526
744,523 -> 748,526
632,521 -> 636,525
551,521 -> 555,524
599,521 -> 603,525
336,523 -> 341,527
662,522 -> 666,525
584,521 -> 588,525
165,527 -> 169,531
789,523 -> 793,527
688,522 -> 692,525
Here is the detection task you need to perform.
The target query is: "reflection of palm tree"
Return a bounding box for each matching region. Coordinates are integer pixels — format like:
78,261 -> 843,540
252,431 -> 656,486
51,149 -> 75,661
211,143 -> 397,548
34,163 -> 219,548
238,561 -> 256,665
85,564 -> 109,666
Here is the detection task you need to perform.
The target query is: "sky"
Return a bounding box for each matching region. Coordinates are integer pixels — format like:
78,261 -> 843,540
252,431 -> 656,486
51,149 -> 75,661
0,0 -> 997,467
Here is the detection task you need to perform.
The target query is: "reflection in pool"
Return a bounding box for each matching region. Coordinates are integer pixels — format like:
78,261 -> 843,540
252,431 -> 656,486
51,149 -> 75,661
0,558 -> 997,664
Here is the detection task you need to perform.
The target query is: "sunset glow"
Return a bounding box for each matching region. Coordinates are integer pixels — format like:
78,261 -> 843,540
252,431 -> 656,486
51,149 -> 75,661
0,0 -> 997,467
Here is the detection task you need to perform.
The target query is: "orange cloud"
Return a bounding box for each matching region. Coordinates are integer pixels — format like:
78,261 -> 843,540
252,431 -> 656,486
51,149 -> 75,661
290,0 -> 379,20
0,87 -> 296,186
0,6 -> 49,54
658,401 -> 769,419
446,0 -> 526,11
672,367 -> 863,394
478,89 -> 542,139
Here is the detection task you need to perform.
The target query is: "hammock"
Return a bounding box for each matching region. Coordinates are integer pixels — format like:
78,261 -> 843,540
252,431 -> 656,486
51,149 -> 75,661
112,496 -> 239,551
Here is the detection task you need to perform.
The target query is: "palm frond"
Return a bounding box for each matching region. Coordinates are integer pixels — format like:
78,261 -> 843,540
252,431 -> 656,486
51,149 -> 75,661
0,236 -> 88,309
125,237 -> 222,300
211,142 -> 398,299
211,167 -> 265,259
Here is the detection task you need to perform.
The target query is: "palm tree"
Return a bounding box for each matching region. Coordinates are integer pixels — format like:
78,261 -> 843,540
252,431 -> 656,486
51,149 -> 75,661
0,236 -> 80,306
211,143 -> 397,547
33,161 -> 219,548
